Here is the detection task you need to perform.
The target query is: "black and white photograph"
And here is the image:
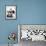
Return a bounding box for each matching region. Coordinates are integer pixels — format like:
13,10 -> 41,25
6,5 -> 16,20
18,25 -> 46,46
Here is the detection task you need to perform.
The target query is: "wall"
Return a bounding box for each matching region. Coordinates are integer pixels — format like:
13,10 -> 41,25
0,0 -> 46,44
19,0 -> 46,24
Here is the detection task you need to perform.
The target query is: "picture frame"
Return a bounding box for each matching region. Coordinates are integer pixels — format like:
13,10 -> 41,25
18,24 -> 46,42
5,5 -> 16,20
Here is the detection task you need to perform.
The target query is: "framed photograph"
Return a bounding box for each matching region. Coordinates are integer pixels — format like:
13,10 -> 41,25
6,5 -> 16,20
18,24 -> 46,42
